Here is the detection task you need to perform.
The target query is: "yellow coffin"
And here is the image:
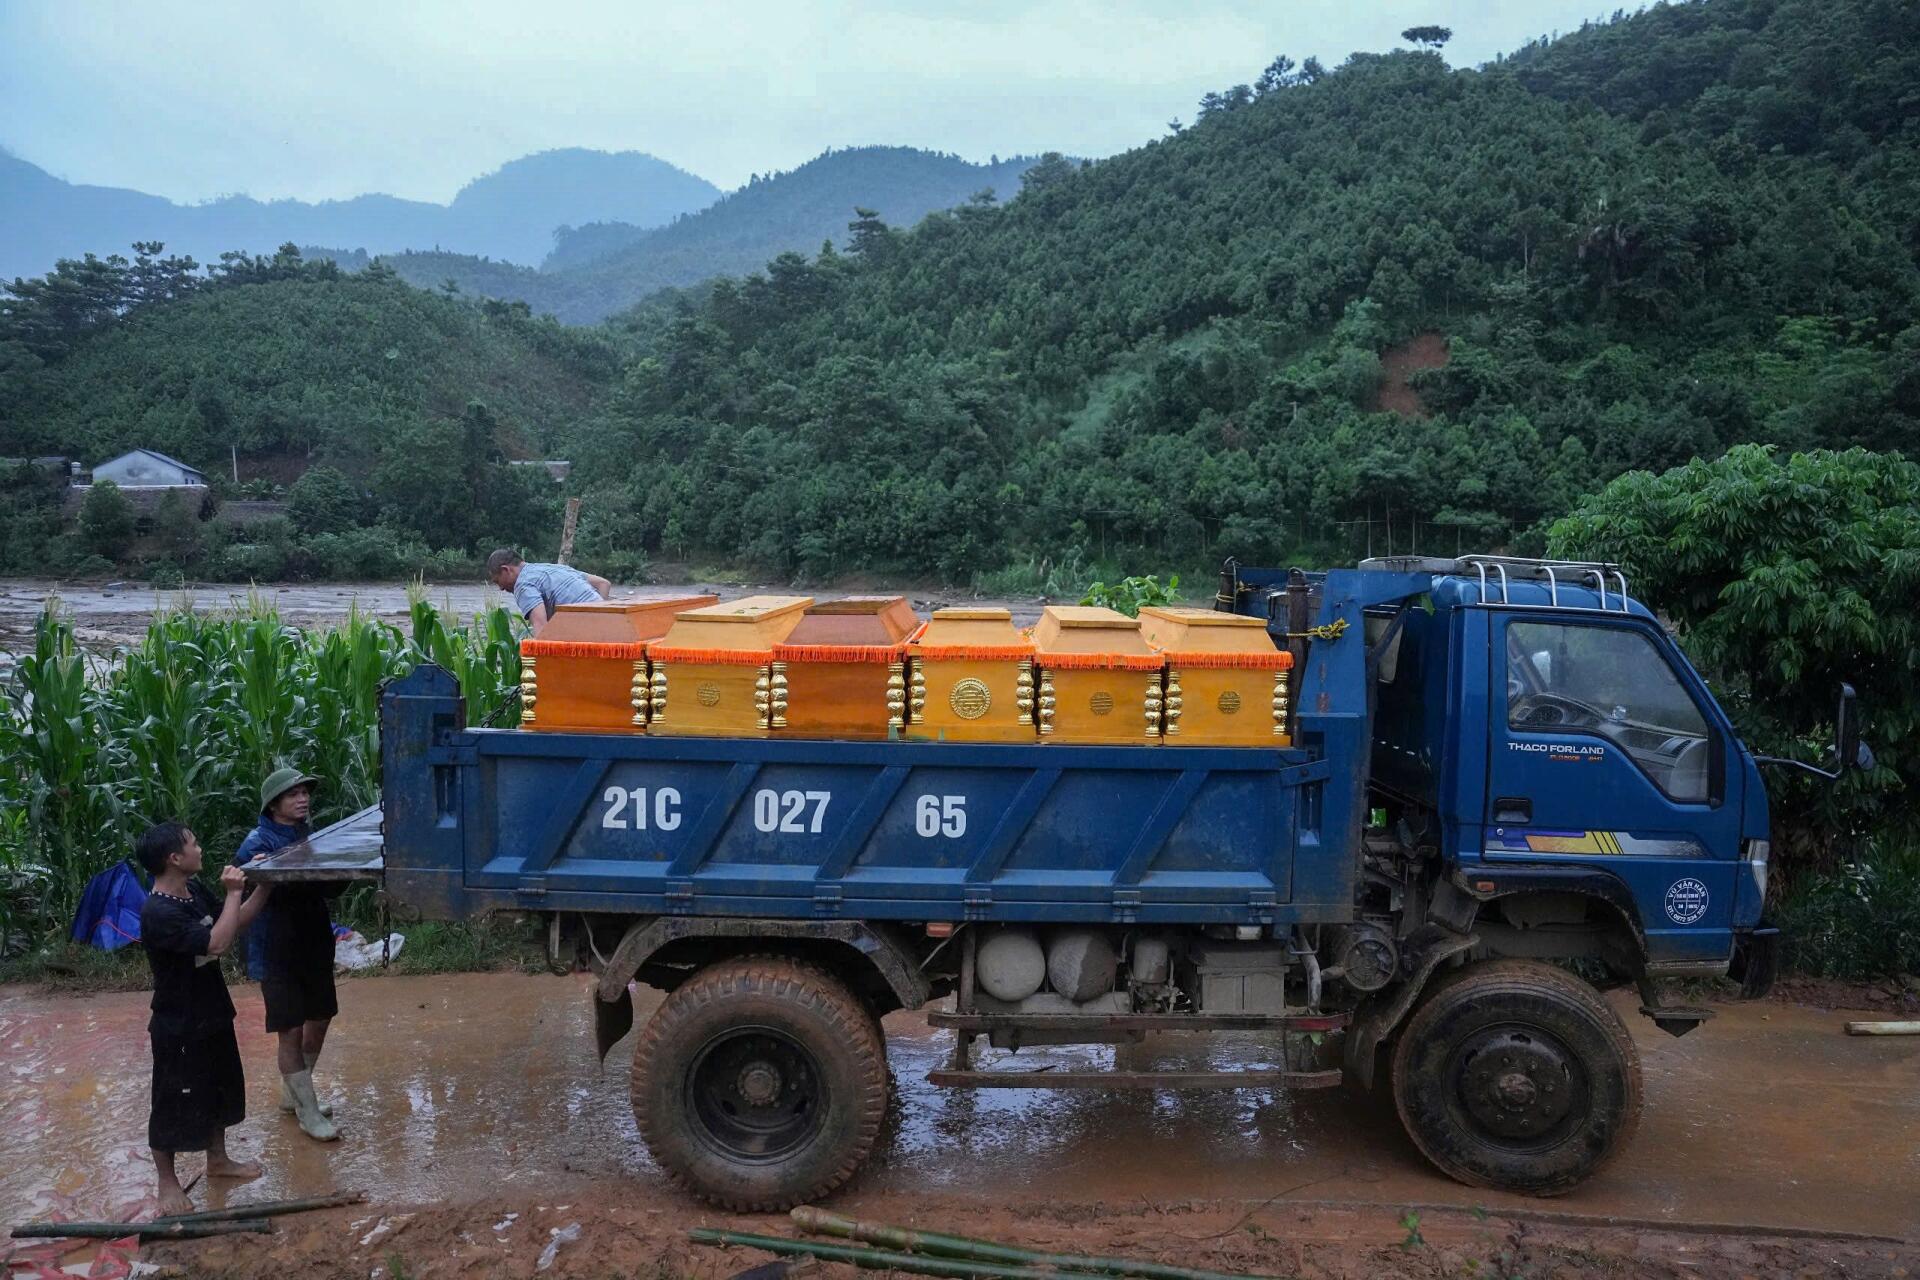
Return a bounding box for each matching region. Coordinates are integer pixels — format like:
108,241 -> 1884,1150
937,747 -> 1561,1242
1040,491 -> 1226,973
903,607 -> 1036,742
647,595 -> 813,738
772,596 -> 922,740
1137,606 -> 1294,746
518,596 -> 718,733
1030,605 -> 1166,744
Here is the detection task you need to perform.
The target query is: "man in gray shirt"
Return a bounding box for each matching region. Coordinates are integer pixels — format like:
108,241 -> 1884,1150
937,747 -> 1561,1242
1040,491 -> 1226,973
486,548 -> 612,635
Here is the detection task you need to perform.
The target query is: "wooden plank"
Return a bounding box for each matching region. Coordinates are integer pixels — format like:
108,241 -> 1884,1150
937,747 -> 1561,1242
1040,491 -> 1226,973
1844,1020 -> 1920,1036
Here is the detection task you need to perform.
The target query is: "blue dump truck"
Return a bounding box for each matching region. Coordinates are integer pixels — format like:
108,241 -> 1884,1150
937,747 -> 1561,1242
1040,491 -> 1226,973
262,554 -> 1862,1211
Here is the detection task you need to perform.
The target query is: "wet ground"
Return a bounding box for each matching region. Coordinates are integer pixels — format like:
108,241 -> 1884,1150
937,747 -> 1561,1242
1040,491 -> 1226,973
3,972 -> 1916,1251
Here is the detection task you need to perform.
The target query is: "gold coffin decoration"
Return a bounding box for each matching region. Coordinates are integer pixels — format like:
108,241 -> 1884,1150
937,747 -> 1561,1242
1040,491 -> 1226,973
517,596 -> 718,733
902,607 -> 1037,742
1137,605 -> 1295,746
772,596 -> 923,740
1029,605 -> 1166,744
646,595 -> 814,738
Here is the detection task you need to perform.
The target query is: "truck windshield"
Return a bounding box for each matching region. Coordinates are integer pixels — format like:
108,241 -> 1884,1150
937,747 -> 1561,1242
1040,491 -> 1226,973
1506,621 -> 1712,802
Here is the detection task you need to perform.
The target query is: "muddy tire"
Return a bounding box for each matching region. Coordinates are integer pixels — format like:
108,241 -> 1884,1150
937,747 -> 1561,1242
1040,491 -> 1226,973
631,956 -> 887,1211
1391,959 -> 1641,1196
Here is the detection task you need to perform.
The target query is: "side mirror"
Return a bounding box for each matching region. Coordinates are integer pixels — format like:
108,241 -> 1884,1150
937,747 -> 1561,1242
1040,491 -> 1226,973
1834,683 -> 1862,775
1754,681 -> 1869,784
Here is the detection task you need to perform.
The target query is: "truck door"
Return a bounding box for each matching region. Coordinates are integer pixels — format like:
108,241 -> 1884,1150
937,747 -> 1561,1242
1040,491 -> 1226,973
1481,613 -> 1742,965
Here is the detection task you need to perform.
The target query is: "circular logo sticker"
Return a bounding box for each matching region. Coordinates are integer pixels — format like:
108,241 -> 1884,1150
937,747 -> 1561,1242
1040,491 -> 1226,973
1089,691 -> 1114,716
1664,878 -> 1709,926
1217,690 -> 1242,715
949,678 -> 992,720
695,683 -> 721,707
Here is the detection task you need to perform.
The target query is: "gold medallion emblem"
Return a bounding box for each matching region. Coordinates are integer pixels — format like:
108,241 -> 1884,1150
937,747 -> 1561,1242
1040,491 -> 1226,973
1217,690 -> 1242,715
949,678 -> 992,720
1089,691 -> 1114,716
696,682 -> 722,707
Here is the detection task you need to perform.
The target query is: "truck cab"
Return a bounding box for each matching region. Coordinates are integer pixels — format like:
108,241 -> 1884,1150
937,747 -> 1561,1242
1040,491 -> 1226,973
1226,554 -> 1774,1010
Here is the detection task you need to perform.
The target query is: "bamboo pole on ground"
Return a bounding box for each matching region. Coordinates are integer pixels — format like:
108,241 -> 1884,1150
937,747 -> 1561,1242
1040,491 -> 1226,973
11,1220 -> 273,1241
153,1191 -> 367,1225
1845,1020 -> 1920,1035
691,1229 -> 1101,1280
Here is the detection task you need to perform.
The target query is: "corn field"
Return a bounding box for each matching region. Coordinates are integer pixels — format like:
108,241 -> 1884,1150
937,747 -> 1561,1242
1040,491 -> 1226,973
0,594 -> 523,950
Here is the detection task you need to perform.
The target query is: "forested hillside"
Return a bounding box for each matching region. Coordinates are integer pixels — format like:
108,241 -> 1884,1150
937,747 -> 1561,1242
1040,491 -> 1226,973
559,0 -> 1918,577
4,0 -> 1916,587
0,246 -> 614,577
0,148 -> 718,280
351,147 -> 1046,323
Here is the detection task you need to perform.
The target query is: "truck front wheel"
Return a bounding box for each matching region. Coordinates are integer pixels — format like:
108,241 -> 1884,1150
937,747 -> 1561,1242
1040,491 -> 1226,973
631,956 -> 888,1211
1391,959 -> 1641,1196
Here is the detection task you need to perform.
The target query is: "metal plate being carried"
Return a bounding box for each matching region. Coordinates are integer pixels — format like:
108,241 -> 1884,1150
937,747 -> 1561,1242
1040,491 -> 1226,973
239,805 -> 385,883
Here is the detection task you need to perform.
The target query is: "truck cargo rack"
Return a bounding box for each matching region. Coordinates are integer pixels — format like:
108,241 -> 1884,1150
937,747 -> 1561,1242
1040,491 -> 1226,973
1359,554 -> 1630,611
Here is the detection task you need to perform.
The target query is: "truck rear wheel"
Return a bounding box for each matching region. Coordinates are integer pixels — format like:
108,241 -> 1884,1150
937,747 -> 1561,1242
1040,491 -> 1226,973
631,956 -> 888,1211
1391,959 -> 1641,1196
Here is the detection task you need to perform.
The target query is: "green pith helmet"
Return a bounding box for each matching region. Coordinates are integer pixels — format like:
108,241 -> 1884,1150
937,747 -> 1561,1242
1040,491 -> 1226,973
260,766 -> 320,815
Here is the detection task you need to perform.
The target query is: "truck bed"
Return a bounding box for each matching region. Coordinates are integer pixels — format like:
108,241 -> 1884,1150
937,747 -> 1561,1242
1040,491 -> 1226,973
377,665 -> 1355,927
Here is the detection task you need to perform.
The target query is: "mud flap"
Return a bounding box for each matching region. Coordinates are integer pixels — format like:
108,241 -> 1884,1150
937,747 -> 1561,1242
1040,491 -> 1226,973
594,987 -> 634,1062
1342,926 -> 1476,1090
1729,925 -> 1780,1000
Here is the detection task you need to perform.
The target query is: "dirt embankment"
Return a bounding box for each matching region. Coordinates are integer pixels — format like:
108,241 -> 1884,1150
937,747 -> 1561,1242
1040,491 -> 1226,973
1375,332 -> 1450,419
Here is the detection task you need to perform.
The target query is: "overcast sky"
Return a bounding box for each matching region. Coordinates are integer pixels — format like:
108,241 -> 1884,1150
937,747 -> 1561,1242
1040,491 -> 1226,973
1,0 -> 1619,204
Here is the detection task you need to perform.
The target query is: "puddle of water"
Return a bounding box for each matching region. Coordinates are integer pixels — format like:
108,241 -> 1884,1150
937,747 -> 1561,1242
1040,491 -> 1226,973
3,974 -> 1915,1237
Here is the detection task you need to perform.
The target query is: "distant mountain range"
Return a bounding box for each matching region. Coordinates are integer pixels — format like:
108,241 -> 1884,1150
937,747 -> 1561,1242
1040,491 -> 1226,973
315,147 -> 1046,323
0,147 -> 719,280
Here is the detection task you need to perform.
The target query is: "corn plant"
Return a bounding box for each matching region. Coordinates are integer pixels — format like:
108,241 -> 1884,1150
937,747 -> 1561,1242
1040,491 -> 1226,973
407,590 -> 522,725
1,596 -> 524,933
0,610 -> 128,930
304,608 -> 407,817
107,610 -> 232,836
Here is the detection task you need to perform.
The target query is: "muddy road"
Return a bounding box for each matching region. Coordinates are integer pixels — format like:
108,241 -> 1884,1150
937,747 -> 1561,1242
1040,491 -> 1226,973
3,973 -> 1916,1276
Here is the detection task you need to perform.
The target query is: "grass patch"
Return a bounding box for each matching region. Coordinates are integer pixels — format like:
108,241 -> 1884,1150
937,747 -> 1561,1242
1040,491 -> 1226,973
0,916 -> 545,994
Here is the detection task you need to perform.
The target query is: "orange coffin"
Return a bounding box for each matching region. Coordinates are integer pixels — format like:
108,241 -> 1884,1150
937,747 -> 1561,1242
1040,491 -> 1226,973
1030,605 -> 1166,743
517,596 -> 717,733
1137,606 -> 1294,746
772,596 -> 922,739
647,595 -> 814,738
903,607 -> 1037,743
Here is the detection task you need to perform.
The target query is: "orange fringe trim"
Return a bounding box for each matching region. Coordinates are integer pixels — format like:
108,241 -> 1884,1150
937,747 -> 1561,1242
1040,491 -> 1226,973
648,647 -> 773,667
911,644 -> 1036,661
772,643 -> 908,664
520,639 -> 648,659
1157,650 -> 1294,670
1035,652 -> 1166,671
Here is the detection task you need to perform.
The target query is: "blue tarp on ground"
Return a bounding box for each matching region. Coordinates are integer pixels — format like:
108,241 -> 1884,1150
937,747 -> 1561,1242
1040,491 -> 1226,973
69,862 -> 148,951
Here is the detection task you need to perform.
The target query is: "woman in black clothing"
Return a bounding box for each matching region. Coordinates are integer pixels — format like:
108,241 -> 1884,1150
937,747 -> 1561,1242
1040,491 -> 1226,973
135,822 -> 274,1215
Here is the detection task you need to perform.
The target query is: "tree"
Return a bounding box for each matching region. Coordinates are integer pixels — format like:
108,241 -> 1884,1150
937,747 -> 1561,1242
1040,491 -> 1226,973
1255,55 -> 1297,95
78,480 -> 136,559
1402,25 -> 1453,49
1549,446 -> 1920,861
288,465 -> 363,536
847,208 -> 891,259
150,488 -> 203,566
